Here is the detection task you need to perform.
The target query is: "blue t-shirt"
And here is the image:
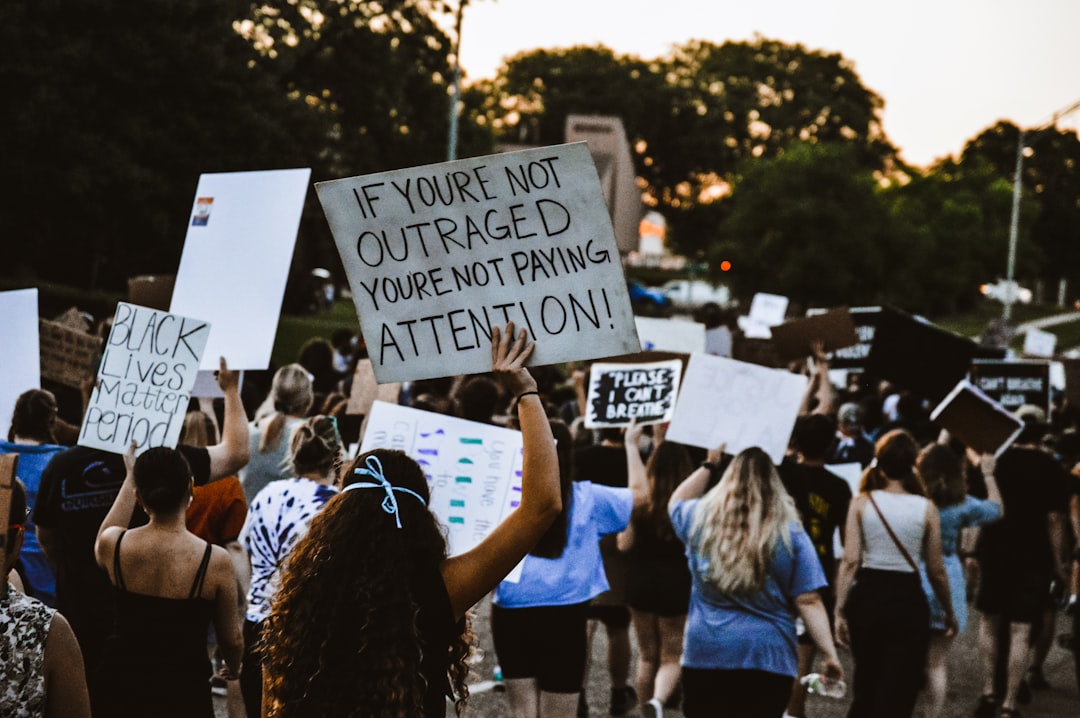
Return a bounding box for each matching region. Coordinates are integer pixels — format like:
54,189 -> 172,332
0,440 -> 65,606
493,481 -> 633,608
670,499 -> 826,677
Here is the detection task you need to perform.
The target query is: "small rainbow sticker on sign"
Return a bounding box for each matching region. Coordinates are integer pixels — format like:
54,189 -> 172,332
191,197 -> 213,226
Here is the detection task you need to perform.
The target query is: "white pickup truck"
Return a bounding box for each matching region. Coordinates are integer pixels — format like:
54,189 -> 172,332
662,279 -> 731,310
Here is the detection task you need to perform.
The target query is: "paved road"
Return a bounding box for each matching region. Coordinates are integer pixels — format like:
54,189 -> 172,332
215,598 -> 1078,716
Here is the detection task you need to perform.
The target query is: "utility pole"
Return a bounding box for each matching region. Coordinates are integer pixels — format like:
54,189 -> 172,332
1001,97 -> 1080,323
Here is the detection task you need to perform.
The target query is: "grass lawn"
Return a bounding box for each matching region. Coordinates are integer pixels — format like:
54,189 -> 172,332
271,298 -> 360,369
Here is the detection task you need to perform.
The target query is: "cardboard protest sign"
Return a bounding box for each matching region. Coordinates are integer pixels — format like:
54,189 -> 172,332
969,360 -> 1051,414
864,306 -> 978,404
359,400 -> 525,559
665,353 -> 808,463
0,455 -> 16,573
39,319 -> 103,389
737,293 -> 790,339
1023,327 -> 1057,358
0,288 -> 41,442
770,307 -> 859,363
169,168 -> 310,370
634,316 -> 705,354
80,303 -> 210,455
807,306 -> 880,371
930,380 -> 1023,457
346,358 -> 403,416
316,143 -> 639,383
585,359 -> 682,428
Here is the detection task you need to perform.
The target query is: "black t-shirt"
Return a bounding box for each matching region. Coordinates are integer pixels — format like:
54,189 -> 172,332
778,458 -> 853,584
572,443 -> 628,488
977,446 -> 1069,572
32,444 -> 211,671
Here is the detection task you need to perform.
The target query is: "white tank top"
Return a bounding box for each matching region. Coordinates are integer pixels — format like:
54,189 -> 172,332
860,491 -> 928,573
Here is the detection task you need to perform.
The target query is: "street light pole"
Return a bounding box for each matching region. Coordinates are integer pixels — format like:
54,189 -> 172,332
1002,130 -> 1024,323
446,0 -> 468,162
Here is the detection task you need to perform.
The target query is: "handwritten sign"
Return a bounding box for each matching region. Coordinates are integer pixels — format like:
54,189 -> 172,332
931,380 -> 1023,457
585,360 -> 681,428
79,303 -> 210,455
666,353 -> 808,463
969,360 -> 1050,414
39,319 -> 103,388
316,143 -> 640,383
359,400 -> 524,559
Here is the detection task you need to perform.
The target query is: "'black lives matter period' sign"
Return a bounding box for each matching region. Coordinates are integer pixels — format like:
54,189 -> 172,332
316,143 -> 640,384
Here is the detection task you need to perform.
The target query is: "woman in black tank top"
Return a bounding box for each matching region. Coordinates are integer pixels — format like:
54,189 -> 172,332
92,446 -> 243,718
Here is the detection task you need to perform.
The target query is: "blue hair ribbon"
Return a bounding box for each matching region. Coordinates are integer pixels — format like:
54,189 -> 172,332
343,455 -> 427,529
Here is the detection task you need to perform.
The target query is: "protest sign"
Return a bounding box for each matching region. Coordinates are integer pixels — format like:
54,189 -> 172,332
737,292 -> 789,339
0,288 -> 41,441
0,454 -> 16,573
316,143 -> 640,384
864,305 -> 978,404
807,306 -> 880,371
930,380 -> 1023,457
770,307 -> 859,363
634,316 -> 705,354
1022,327 -> 1057,358
827,462 -> 864,495
346,358 -> 403,416
1063,359 -> 1080,405
39,319 -> 103,389
79,303 -> 210,455
666,353 -> 808,463
969,360 -> 1051,414
585,359 -> 682,428
359,400 -> 525,560
169,168 -> 311,370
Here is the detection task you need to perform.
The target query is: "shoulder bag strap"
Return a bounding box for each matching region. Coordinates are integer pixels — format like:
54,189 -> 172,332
867,493 -> 919,572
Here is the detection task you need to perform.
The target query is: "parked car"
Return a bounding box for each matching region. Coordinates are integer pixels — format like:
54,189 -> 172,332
627,280 -> 673,317
662,279 -> 731,310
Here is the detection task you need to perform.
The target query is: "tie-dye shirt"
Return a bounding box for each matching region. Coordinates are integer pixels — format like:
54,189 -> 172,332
1,587 -> 54,717
241,478 -> 338,623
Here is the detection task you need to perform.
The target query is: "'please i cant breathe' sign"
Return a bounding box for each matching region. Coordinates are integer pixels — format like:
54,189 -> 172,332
316,143 -> 640,383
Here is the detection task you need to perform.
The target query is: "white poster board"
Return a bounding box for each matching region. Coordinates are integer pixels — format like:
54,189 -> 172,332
316,142 -> 640,383
169,168 -> 310,370
359,401 -> 525,564
635,316 -> 705,354
584,359 -> 682,428
1023,327 -> 1057,358
0,289 -> 40,440
738,292 -> 790,339
826,462 -> 864,495
79,303 -> 210,455
665,353 -> 808,463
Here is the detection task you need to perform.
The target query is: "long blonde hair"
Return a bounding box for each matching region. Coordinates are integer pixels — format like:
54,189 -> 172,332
690,447 -> 799,596
259,364 -> 314,453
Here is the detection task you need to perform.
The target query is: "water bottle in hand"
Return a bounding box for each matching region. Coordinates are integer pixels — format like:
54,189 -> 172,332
800,673 -> 847,698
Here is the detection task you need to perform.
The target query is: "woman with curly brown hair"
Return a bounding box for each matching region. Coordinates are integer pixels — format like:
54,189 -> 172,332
260,323 -> 561,717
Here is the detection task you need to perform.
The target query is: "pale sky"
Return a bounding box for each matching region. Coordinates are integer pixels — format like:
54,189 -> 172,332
456,0 -> 1080,169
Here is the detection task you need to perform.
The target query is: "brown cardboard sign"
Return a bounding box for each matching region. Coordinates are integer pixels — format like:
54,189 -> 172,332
930,380 -> 1024,457
770,307 -> 859,363
39,319 -> 103,388
1063,359 -> 1080,406
0,454 -> 18,572
346,358 -> 402,417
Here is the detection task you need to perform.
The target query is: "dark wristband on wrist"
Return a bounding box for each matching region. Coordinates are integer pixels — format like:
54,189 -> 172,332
700,461 -> 718,474
517,390 -> 540,403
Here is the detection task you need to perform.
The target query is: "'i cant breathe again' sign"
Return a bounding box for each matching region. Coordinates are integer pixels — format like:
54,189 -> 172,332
316,143 -> 641,383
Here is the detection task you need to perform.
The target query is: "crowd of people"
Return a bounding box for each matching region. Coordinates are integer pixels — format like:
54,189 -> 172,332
2,314 -> 1080,718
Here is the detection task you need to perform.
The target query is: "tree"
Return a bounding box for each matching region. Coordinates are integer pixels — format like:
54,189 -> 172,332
0,0 -> 316,291
958,121 -> 1080,297
711,141 -> 891,309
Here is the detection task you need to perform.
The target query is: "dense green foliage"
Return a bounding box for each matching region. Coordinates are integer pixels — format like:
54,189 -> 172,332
2,7 -> 1077,318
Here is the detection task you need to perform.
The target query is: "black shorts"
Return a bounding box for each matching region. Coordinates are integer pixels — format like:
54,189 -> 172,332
491,602 -> 589,693
975,564 -> 1048,625
584,602 -> 632,630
